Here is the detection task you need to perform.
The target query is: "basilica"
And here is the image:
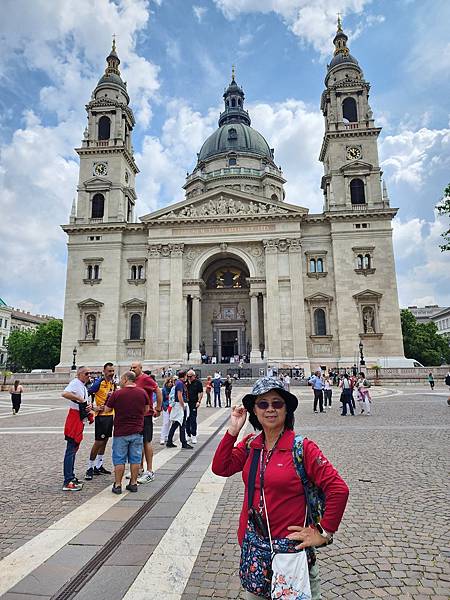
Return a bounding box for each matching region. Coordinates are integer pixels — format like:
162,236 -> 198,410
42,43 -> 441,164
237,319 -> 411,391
58,22 -> 405,372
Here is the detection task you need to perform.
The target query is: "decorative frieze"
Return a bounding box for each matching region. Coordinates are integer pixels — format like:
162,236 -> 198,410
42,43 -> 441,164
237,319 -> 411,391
158,196 -> 288,220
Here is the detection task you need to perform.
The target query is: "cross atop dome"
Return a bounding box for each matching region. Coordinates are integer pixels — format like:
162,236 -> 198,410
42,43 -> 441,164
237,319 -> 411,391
219,69 -> 251,127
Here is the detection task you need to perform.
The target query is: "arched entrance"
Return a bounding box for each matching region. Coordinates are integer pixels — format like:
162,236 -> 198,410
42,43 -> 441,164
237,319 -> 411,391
201,255 -> 250,363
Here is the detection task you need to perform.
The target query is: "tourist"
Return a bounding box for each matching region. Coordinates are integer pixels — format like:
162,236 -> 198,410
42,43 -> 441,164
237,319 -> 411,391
213,372 -> 222,407
102,370 -> 149,494
308,370 -> 325,413
224,374 -> 233,407
167,370 -> 192,449
212,377 -> 349,600
85,362 -> 116,480
61,366 -> 93,491
205,376 -> 212,407
428,372 -> 435,390
356,372 -> 371,415
131,361 -> 162,484
324,374 -> 332,409
160,377 -> 173,445
283,372 -> 291,392
10,379 -> 23,415
186,369 -> 203,444
340,374 -> 355,416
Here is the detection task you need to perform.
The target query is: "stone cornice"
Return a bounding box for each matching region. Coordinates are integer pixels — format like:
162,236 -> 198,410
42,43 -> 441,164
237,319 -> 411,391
61,222 -> 145,234
75,145 -> 139,173
319,128 -> 381,161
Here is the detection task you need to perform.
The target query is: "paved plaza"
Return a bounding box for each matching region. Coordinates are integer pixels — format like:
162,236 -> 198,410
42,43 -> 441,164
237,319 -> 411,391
0,385 -> 448,599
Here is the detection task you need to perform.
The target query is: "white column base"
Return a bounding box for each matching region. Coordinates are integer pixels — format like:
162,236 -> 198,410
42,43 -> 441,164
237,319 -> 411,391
250,350 -> 262,362
189,350 -> 202,364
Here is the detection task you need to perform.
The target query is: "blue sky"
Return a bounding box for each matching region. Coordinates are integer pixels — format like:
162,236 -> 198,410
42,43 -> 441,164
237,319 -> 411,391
0,0 -> 449,317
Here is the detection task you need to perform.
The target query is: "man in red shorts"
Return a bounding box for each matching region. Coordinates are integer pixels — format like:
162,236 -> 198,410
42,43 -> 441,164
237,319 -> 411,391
130,362 -> 162,484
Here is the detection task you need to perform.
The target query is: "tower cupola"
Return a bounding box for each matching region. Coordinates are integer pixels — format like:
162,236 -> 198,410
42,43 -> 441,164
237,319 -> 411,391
327,17 -> 360,74
218,67 -> 251,127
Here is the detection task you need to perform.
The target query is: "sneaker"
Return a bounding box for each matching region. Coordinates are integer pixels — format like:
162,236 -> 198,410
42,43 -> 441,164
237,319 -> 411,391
73,477 -> 81,484
126,483 -> 138,492
166,442 -> 177,448
314,410 -> 318,413
63,481 -> 83,491
360,409 -> 365,414
182,444 -> 193,449
137,471 -> 155,484
186,436 -> 192,444
97,466 -> 111,475
112,484 -> 122,495
93,467 -> 101,476
191,436 -> 197,444
85,468 -> 94,481
159,440 -> 166,445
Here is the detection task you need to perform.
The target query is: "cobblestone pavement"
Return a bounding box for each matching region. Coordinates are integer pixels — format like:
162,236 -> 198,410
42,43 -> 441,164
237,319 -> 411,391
180,388 -> 450,600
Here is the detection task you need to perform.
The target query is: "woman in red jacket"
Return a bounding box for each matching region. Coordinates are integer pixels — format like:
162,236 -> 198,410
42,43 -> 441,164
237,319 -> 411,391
212,377 -> 349,599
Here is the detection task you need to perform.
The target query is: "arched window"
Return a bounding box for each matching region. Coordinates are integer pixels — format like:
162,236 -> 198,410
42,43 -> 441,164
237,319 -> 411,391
231,98 -> 236,107
342,97 -> 357,122
364,254 -> 371,269
350,179 -> 365,204
357,254 -> 364,269
98,116 -> 111,140
228,157 -> 237,166
226,99 -> 229,107
271,193 -> 278,202
131,265 -> 137,280
93,265 -> 99,280
137,265 -> 143,279
317,258 -> 324,273
87,265 -> 93,279
130,314 -> 141,340
314,309 -> 327,336
91,194 -> 105,218
309,259 -> 316,273
238,98 -> 242,106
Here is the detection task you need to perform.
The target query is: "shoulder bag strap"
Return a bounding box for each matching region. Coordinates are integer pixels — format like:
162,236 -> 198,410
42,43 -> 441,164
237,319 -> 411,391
247,447 -> 261,510
293,434 -> 314,525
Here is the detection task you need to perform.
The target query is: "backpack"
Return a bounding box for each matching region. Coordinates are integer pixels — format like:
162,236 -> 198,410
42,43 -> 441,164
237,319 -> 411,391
292,434 -> 326,525
168,385 -> 176,407
445,374 -> 450,386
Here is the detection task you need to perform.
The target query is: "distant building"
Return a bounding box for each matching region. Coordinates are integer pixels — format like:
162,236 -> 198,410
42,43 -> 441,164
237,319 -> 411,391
10,309 -> 55,332
0,299 -> 12,367
407,305 -> 449,325
432,307 -> 450,344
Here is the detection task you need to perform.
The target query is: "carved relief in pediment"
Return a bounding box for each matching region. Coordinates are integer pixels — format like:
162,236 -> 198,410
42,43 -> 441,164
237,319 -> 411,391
158,196 -> 288,221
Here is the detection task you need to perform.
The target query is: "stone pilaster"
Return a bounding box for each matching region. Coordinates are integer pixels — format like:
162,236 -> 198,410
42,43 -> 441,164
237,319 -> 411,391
190,295 -> 202,363
145,244 -> 161,360
168,243 -> 184,360
249,292 -> 260,362
288,239 -> 308,361
263,239 -> 282,360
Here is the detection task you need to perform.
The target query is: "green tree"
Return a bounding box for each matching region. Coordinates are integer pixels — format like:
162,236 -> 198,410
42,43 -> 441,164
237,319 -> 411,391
436,182 -> 450,251
6,319 -> 63,371
401,309 -> 450,366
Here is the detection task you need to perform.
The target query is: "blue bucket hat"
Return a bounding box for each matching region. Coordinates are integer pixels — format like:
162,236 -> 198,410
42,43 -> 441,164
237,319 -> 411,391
242,377 -> 298,412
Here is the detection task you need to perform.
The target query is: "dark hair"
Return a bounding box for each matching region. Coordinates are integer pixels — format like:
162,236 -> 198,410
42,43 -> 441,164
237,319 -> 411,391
143,370 -> 152,376
150,374 -> 156,381
178,370 -> 187,378
248,402 -> 295,431
104,362 -> 114,370
14,380 -> 20,390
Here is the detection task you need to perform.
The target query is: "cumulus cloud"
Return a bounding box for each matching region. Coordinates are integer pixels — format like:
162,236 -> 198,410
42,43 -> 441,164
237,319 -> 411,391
193,5 -> 208,23
380,125 -> 450,186
213,0 -> 380,56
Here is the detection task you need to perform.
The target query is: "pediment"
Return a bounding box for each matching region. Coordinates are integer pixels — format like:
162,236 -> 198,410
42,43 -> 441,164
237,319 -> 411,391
82,177 -> 113,191
305,292 -> 334,303
339,160 -> 373,174
353,289 -> 383,301
141,186 -> 308,224
122,298 -> 147,308
77,298 -> 104,308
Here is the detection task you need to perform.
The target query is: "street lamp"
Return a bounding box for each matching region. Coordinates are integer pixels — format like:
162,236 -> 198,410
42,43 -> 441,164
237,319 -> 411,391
71,347 -> 77,371
359,341 -> 365,368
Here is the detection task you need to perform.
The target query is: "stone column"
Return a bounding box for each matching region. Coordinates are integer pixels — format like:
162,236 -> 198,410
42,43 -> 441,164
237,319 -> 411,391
288,239 -> 308,361
263,239 -> 282,360
250,292 -> 260,363
190,295 -> 202,363
169,243 -> 184,360
145,244 -> 161,360
182,294 -> 188,362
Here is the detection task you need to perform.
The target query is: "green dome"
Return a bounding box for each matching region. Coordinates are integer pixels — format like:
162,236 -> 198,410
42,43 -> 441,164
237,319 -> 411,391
198,123 -> 272,161
96,72 -> 126,91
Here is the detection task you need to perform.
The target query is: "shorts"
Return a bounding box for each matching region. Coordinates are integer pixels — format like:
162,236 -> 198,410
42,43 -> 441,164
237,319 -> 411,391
112,433 -> 143,465
95,415 -> 113,441
143,415 -> 153,443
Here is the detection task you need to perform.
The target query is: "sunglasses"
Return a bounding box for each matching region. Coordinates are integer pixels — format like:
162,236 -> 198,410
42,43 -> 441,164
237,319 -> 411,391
255,400 -> 285,410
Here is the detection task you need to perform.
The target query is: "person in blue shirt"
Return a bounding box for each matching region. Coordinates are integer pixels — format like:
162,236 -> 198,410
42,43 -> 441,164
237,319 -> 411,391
308,370 -> 325,413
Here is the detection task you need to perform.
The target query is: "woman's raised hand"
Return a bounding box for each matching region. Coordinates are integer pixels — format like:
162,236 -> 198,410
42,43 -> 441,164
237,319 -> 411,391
228,405 -> 247,436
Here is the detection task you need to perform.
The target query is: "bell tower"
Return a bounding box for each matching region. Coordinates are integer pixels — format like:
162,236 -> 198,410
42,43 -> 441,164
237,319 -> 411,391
319,18 -> 389,212
72,40 -> 139,224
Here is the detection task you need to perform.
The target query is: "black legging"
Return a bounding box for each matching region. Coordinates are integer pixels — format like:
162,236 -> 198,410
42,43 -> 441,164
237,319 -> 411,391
11,393 -> 21,413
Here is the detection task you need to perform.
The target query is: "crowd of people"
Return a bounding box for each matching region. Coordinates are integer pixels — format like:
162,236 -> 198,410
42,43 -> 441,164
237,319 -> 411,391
307,369 -> 373,416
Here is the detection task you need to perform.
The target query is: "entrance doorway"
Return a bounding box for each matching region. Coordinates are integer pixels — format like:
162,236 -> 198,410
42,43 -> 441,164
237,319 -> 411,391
221,330 -> 238,361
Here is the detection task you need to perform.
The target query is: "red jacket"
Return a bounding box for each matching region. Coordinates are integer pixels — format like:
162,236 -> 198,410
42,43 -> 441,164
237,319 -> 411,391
212,429 -> 349,545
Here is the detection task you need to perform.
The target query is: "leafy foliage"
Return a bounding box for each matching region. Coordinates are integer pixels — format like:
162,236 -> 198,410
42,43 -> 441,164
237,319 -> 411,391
6,319 -> 62,371
436,183 -> 450,251
401,309 -> 450,366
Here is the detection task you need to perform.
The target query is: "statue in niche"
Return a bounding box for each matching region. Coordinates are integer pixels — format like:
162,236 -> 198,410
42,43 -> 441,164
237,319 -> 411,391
363,306 -> 375,333
85,314 -> 96,340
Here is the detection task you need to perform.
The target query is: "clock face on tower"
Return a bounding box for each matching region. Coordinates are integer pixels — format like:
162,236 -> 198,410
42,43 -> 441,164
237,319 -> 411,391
346,146 -> 362,160
93,162 -> 108,177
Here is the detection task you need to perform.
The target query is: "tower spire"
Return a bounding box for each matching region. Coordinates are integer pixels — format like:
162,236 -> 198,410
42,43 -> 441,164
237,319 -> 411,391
218,71 -> 251,127
333,15 -> 349,57
105,37 -> 121,77
337,13 -> 343,32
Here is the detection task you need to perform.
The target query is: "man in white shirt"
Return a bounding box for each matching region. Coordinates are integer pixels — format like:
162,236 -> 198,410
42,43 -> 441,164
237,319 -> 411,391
62,366 -> 93,491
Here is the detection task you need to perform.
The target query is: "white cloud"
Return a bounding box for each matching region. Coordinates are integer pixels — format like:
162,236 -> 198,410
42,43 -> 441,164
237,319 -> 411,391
213,0 -> 379,56
394,213 -> 450,307
380,125 -> 450,186
193,5 -> 208,23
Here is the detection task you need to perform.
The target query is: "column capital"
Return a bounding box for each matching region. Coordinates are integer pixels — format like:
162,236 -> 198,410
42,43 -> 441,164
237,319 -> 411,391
288,238 -> 302,253
169,243 -> 185,257
148,244 -> 161,258
263,239 -> 279,254
249,291 -> 259,299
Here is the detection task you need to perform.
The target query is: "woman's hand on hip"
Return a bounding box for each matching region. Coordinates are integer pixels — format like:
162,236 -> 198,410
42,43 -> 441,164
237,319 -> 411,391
228,405 -> 247,436
286,525 -> 327,550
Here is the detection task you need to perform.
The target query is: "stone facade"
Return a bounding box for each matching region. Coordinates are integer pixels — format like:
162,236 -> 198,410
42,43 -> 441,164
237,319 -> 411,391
58,28 -> 406,372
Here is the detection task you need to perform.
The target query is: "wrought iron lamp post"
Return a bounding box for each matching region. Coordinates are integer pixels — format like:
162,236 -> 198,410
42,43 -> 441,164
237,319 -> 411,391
359,341 -> 365,368
71,347 -> 77,371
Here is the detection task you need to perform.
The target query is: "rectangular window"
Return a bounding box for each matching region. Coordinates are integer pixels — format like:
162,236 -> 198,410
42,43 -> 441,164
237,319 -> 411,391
0,319 -> 2,328
4,320 -> 6,327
